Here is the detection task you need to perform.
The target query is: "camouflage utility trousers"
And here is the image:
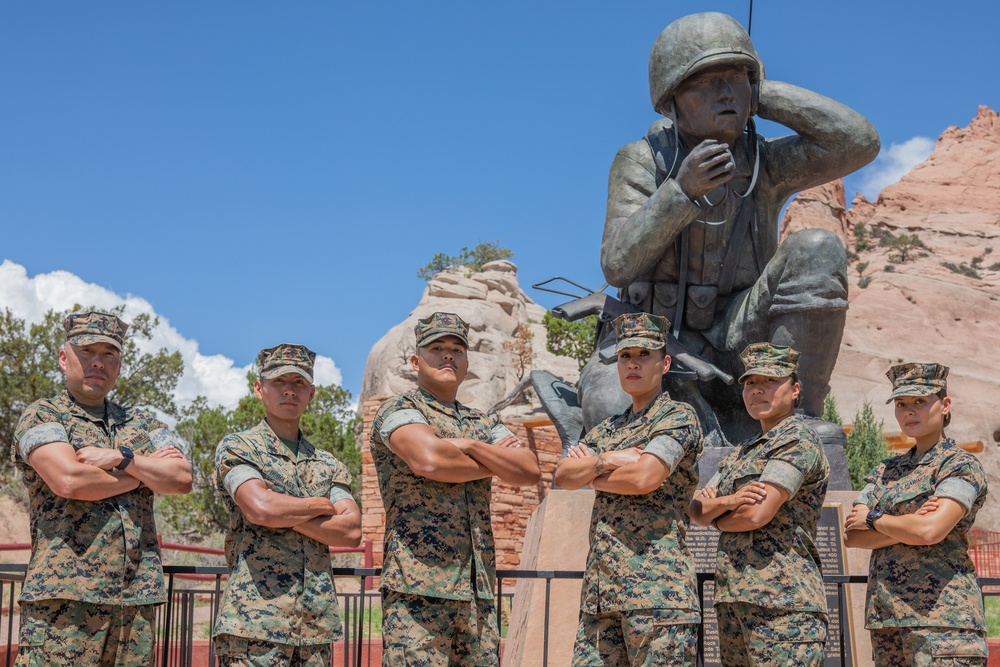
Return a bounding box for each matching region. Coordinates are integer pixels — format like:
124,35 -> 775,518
715,602 -> 827,667
213,634 -> 331,667
571,610 -> 698,667
15,600 -> 156,667
382,590 -> 499,667
871,627 -> 987,667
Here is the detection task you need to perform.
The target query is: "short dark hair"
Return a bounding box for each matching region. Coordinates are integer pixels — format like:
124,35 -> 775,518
936,389 -> 952,428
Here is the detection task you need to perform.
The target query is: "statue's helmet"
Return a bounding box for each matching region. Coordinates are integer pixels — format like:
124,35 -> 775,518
649,12 -> 764,115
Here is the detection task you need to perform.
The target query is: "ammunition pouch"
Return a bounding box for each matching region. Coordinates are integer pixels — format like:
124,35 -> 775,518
624,282 -> 718,331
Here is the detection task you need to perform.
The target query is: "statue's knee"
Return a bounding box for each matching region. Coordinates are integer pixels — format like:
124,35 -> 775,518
781,229 -> 847,265
781,229 -> 847,273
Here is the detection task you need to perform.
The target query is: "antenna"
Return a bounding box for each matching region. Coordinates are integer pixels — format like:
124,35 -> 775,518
748,0 -> 754,36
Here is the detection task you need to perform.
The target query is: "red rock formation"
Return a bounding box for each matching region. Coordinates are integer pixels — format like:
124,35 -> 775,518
782,106 -> 1000,530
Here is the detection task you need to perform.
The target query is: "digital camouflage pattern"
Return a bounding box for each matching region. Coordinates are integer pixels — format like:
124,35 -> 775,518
16,600 -> 156,667
12,390 -> 174,605
63,310 -> 128,350
370,388 -> 506,602
870,627 -> 988,667
737,342 -> 799,383
414,312 -> 469,347
885,362 -> 949,403
381,591 -> 499,667
214,634 -> 331,667
712,414 -> 829,612
715,602 -> 827,667
578,391 -> 702,617
573,613 -> 697,667
214,420 -> 353,645
257,343 -> 317,383
859,438 -> 987,631
611,312 -> 669,352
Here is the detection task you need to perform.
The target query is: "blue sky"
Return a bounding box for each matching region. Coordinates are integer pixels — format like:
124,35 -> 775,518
2,1 -> 997,405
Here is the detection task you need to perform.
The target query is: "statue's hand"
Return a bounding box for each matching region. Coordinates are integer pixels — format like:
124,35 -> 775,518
675,140 -> 735,200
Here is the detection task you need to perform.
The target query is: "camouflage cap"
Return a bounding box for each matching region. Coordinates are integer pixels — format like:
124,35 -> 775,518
885,362 -> 948,403
612,312 -> 669,353
257,343 -> 316,383
738,342 -> 800,382
414,312 -> 469,347
64,311 -> 129,351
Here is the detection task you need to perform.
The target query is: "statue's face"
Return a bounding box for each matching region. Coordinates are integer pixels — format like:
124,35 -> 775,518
672,63 -> 752,148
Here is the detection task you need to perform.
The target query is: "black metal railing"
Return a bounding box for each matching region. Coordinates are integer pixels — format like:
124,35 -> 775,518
2,565 -> 997,667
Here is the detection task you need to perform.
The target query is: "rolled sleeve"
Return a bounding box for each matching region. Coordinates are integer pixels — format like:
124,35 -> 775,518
760,459 -> 805,497
490,424 -> 515,444
329,483 -> 354,504
642,434 -> 684,473
854,483 -> 875,507
935,478 -> 978,514
379,409 -> 428,448
149,428 -> 186,451
223,464 -> 264,499
17,422 -> 69,462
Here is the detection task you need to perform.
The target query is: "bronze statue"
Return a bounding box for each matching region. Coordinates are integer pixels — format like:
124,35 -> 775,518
540,12 -> 879,451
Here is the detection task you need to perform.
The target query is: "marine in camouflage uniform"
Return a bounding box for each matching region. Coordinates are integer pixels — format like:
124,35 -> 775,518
845,363 -> 988,666
214,344 -> 360,667
555,313 -> 703,667
692,343 -> 829,667
370,312 -> 540,667
12,312 -> 192,667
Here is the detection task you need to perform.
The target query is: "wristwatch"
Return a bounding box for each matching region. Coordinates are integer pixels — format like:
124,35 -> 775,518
115,446 -> 134,471
865,508 -> 885,531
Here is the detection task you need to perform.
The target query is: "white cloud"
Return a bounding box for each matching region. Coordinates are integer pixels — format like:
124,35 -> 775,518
858,136 -> 935,200
0,259 -> 343,413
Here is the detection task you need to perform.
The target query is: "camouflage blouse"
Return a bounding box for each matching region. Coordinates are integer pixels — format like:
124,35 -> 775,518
579,392 -> 703,619
370,388 -> 511,602
856,439 -> 987,630
710,414 -> 830,612
214,420 -> 354,645
13,390 -> 181,605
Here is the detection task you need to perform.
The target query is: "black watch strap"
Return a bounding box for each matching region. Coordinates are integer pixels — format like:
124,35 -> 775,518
116,446 -> 134,471
866,508 -> 884,531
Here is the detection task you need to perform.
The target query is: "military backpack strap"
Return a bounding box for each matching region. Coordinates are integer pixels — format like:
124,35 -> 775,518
716,129 -> 766,297
646,124 -> 688,335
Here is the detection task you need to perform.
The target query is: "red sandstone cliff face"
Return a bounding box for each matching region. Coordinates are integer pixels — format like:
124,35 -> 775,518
782,106 -> 1000,529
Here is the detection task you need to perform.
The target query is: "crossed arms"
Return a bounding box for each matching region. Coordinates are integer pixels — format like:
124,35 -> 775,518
553,443 -> 671,496
28,440 -> 192,501
843,496 -> 965,549
388,423 -> 540,487
233,480 -> 362,548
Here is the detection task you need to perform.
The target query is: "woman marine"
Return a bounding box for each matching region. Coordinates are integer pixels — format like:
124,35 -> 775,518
555,312 -> 703,667
689,342 -> 830,667
844,363 -> 988,666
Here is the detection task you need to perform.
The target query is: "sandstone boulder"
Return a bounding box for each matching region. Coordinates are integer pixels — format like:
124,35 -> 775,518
360,261 -> 580,418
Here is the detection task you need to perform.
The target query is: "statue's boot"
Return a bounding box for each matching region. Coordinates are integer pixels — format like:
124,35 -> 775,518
530,370 -> 585,456
769,310 -> 846,419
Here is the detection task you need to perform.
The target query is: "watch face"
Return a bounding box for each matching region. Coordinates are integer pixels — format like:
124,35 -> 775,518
121,446 -> 134,457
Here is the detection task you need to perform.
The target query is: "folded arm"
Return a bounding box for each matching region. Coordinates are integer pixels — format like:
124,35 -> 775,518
388,423 -> 494,483
292,498 -> 362,547
844,498 -> 965,548
448,434 -> 540,486
233,479 -> 339,528
28,441 -> 140,501
76,445 -> 192,495
554,444 -> 643,490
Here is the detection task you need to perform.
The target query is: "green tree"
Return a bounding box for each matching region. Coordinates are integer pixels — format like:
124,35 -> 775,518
160,373 -> 361,539
543,312 -> 596,371
822,392 -> 842,425
0,306 -> 182,484
416,240 -> 513,280
845,399 -> 888,491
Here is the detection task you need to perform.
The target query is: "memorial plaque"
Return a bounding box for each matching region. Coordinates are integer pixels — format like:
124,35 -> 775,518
691,502 -> 855,667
